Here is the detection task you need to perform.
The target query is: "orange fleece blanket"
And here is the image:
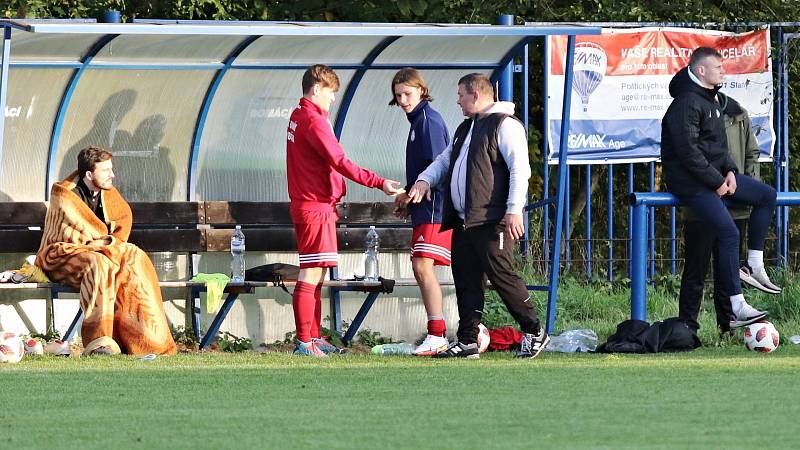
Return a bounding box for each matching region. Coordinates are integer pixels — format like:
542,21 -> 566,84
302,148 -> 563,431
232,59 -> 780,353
36,172 -> 177,356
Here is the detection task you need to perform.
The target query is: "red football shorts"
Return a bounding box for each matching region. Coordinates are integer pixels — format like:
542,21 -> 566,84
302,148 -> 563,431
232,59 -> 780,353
291,207 -> 339,268
411,223 -> 452,266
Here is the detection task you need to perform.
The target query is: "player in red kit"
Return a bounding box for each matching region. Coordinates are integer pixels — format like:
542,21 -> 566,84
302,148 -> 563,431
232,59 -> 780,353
287,64 -> 403,356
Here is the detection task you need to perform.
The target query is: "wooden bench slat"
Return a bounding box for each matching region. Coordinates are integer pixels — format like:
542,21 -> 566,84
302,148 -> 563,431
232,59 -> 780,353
0,202 -> 205,226
129,229 -> 207,253
0,202 -> 48,225
337,202 -> 406,224
205,201 -> 291,225
337,227 -> 411,251
0,230 -> 42,253
129,202 -> 204,225
206,228 -> 297,252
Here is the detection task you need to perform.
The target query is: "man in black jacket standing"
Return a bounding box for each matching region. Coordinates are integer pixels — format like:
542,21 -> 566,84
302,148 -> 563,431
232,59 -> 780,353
408,73 -> 549,359
662,47 -> 778,329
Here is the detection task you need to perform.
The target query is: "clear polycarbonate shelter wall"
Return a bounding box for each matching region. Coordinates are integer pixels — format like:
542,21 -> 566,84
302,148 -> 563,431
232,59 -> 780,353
0,20 -> 590,203
0,20 -> 600,332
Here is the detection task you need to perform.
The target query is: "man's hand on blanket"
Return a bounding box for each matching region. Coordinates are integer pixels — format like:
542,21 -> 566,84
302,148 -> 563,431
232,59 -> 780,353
86,235 -> 114,246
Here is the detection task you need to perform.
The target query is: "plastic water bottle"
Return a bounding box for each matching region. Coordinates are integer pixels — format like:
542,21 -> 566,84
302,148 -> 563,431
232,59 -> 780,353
364,226 -> 379,281
230,225 -> 245,282
371,343 -> 413,355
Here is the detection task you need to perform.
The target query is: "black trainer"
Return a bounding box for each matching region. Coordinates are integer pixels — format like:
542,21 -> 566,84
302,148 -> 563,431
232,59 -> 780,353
516,329 -> 550,359
431,342 -> 480,359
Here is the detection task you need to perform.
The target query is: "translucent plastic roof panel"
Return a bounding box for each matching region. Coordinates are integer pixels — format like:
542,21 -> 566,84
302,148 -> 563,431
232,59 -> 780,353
53,69 -> 215,201
92,35 -> 246,64
235,36 -> 386,65
0,68 -> 73,201
9,30 -> 101,62
195,69 -> 354,201
337,70 -> 471,201
374,36 -> 522,65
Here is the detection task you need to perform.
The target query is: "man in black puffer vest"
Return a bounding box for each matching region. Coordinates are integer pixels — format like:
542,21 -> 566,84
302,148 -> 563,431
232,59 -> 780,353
408,73 -> 549,359
661,47 -> 778,330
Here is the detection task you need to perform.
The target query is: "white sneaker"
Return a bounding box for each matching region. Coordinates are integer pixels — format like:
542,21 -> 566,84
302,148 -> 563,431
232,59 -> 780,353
412,334 -> 449,356
729,301 -> 768,329
740,265 -> 782,294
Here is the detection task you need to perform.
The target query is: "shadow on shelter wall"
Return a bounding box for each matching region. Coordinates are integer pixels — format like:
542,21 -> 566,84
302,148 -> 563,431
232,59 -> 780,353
62,90 -> 177,202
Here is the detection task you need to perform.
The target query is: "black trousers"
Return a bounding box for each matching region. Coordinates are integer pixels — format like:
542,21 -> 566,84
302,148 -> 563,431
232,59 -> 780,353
678,218 -> 747,333
675,174 -> 776,298
451,222 -> 540,344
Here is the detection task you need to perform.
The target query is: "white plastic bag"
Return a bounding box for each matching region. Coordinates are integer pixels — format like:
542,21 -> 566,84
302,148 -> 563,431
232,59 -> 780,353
544,329 -> 598,352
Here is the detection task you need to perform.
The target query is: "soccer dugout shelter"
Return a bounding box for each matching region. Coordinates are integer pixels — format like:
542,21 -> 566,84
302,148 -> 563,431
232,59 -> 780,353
0,18 -> 599,342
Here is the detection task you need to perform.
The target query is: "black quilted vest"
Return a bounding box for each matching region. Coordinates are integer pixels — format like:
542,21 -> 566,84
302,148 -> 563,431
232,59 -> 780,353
442,113 -> 519,231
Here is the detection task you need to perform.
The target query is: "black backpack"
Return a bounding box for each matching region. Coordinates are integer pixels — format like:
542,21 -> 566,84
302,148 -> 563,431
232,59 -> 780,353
245,263 -> 300,293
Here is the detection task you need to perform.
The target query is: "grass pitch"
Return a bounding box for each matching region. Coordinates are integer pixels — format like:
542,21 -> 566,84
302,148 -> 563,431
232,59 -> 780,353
4,346 -> 800,450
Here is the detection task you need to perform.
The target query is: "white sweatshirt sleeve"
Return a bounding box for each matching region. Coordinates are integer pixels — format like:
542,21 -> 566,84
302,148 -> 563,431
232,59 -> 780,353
416,140 -> 452,189
497,117 -> 531,215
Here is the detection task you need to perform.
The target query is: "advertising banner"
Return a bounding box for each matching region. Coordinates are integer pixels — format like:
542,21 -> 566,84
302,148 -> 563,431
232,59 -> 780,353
546,27 -> 773,164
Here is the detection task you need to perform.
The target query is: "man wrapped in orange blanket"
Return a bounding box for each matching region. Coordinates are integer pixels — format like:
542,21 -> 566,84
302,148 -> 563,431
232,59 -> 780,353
36,147 -> 177,356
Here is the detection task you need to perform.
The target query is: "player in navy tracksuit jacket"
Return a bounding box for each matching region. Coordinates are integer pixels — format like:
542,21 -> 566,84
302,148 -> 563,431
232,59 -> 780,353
390,68 -> 453,356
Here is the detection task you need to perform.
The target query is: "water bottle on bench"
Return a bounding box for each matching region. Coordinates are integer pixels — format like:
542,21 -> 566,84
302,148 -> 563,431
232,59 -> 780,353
364,226 -> 380,281
230,225 -> 246,282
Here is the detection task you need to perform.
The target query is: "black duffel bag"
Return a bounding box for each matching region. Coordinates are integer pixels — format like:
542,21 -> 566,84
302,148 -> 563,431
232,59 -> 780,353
245,263 -> 300,293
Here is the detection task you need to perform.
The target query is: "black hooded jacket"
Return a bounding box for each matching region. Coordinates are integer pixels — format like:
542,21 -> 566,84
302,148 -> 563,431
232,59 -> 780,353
661,66 -> 738,196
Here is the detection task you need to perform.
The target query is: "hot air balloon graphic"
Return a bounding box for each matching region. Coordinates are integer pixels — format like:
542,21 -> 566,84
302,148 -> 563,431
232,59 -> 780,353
572,42 -> 608,112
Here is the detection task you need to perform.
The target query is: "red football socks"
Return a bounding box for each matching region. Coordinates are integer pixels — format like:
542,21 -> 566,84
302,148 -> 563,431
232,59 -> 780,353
311,283 -> 323,339
427,319 -> 446,337
292,281 -> 317,342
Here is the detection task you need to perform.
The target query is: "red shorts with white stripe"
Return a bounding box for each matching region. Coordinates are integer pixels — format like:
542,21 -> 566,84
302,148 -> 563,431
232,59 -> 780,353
291,207 -> 339,268
411,223 -> 452,266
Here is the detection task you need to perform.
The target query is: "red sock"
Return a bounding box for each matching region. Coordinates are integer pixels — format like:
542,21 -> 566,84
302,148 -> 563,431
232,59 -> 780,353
428,319 -> 446,337
311,283 -> 323,339
292,281 -> 316,343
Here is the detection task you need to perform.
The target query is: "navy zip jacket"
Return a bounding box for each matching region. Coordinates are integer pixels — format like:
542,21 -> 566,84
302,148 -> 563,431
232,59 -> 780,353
661,66 -> 738,196
404,101 -> 450,226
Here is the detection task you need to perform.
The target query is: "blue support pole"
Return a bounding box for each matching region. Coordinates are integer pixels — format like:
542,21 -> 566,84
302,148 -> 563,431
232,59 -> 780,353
585,164 -> 592,278
670,206 -> 677,275
565,166 -> 571,271
648,161 -> 655,281
329,266 -> 343,336
190,286 -> 201,341
543,161 -> 550,270
627,163 -> 634,276
607,164 -> 614,281
545,35 -> 577,334
188,35 -> 259,200
341,292 -> 380,344
542,36 -> 551,273
497,14 -> 515,101
46,34 -> 118,198
630,202 -> 648,321
200,293 -> 241,350
775,28 -> 786,267
63,309 -> 84,342
0,26 -> 10,184
779,31 -> 790,266
332,37 -> 398,138
522,43 -> 530,257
